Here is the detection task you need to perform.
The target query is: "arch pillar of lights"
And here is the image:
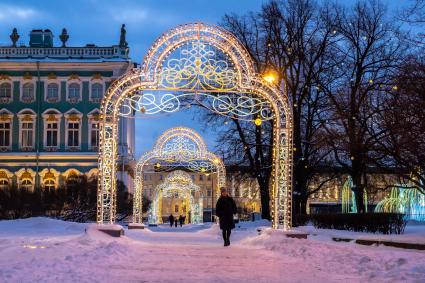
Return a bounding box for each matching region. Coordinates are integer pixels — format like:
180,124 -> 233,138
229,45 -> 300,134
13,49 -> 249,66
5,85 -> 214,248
148,170 -> 203,224
97,22 -> 293,230
133,126 -> 225,224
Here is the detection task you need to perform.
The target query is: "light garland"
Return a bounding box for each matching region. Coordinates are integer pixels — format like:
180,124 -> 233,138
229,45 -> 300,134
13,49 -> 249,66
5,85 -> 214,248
132,127 -> 226,224
97,22 -> 293,231
148,170 -> 203,224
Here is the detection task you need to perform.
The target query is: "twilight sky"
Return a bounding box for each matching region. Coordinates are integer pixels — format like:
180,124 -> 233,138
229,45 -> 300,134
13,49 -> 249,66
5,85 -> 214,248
0,0 -> 408,158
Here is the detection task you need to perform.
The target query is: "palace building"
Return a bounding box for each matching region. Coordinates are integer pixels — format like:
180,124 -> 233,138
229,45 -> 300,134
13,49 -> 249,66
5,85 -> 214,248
0,26 -> 135,191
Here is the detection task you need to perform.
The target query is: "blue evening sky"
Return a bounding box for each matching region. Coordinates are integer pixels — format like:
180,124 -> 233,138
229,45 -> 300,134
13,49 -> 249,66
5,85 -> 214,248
0,0 -> 408,158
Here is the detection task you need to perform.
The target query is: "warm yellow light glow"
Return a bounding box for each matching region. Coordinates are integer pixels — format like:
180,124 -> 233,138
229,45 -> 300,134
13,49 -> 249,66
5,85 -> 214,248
254,117 -> 262,126
23,245 -> 47,249
263,72 -> 277,84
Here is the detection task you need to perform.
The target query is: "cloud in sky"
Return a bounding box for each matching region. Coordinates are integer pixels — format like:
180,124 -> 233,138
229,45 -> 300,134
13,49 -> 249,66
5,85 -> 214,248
0,4 -> 39,21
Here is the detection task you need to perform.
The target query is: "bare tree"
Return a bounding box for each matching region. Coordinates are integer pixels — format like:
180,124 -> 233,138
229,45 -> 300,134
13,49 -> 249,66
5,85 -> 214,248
199,0 -> 339,219
376,57 -> 425,194
320,0 -> 406,212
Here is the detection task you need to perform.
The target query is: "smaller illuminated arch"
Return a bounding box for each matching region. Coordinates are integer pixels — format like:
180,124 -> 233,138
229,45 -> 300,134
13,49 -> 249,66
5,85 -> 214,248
149,170 -> 202,224
133,127 -> 225,224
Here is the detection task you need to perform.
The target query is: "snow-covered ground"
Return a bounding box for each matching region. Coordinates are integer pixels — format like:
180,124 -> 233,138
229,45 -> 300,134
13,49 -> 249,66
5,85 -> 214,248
0,218 -> 424,283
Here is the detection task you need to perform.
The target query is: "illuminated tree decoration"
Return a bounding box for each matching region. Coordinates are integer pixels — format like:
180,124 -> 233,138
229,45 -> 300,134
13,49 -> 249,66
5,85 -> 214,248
133,127 -> 225,224
97,22 -> 293,230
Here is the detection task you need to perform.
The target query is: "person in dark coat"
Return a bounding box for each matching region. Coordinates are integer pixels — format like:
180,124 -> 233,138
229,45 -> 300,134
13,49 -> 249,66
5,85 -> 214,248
175,218 -> 178,227
179,215 -> 184,227
216,187 -> 237,246
168,214 -> 174,227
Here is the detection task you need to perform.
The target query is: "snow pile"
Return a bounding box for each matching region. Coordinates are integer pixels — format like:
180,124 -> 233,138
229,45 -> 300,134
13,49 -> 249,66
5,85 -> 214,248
241,227 -> 425,282
0,217 -> 424,282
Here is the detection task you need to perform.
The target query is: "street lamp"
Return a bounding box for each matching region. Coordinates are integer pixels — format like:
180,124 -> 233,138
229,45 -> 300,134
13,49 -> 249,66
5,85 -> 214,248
205,171 -> 214,223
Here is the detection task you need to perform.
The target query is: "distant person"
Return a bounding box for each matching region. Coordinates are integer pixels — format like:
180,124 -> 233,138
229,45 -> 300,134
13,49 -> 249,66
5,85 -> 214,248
168,214 -> 174,227
179,215 -> 184,227
175,218 -> 178,227
216,187 -> 237,246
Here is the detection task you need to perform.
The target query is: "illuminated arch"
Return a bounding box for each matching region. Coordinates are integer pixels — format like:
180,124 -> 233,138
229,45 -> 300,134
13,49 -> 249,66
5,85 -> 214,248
97,22 -> 293,230
134,127 -> 225,223
148,170 -> 203,224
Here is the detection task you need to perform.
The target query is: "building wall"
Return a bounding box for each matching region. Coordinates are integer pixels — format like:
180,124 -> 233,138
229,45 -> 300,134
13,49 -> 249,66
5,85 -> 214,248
141,166 -> 262,220
0,29 -> 135,191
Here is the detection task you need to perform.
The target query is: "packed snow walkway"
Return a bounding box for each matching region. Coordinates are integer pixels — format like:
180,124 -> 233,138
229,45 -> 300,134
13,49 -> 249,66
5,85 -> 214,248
0,218 -> 424,283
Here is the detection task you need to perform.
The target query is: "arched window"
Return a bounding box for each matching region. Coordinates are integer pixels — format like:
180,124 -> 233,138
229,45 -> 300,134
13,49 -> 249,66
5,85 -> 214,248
0,82 -> 11,100
44,179 -> 55,191
21,179 -> 33,190
91,83 -> 103,102
68,83 -> 80,102
46,83 -> 59,103
0,179 -> 9,190
22,83 -> 35,102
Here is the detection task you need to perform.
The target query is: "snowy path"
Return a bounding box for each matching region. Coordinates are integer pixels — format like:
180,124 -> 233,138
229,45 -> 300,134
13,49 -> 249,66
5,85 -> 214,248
0,218 -> 424,283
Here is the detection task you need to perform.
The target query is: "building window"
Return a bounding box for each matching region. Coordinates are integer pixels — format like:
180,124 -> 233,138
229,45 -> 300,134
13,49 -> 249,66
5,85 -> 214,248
0,82 -> 11,103
207,188 -> 212,197
199,175 -> 204,181
91,83 -> 103,102
46,83 -> 59,103
0,179 -> 9,189
160,174 -> 163,180
44,179 -> 55,191
67,122 -> 79,147
21,179 -> 33,190
90,122 -> 99,149
22,83 -> 35,103
175,205 -> 179,213
0,122 -> 11,148
46,122 -> 59,147
68,83 -> 80,103
21,122 -> 34,149
207,175 -> 211,181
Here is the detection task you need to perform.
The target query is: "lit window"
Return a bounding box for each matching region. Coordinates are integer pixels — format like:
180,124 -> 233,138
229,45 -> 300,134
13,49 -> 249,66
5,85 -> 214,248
0,83 -> 11,101
46,83 -> 59,102
68,83 -> 80,102
21,122 -> 34,149
22,83 -> 35,102
0,122 -> 10,147
91,83 -> 103,102
44,179 -> 55,190
90,122 -> 99,148
46,122 -> 58,147
67,122 -> 79,147
0,179 -> 9,189
21,179 -> 33,190
175,205 -> 179,213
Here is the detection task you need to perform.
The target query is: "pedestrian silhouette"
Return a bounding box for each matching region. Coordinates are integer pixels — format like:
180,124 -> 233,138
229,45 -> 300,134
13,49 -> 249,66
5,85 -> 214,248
168,214 -> 174,227
216,187 -> 237,246
179,215 -> 184,227
175,218 -> 178,227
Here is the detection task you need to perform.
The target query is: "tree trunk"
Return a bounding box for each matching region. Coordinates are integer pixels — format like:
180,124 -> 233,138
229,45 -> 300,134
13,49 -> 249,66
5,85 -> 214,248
351,172 -> 365,213
258,178 -> 271,220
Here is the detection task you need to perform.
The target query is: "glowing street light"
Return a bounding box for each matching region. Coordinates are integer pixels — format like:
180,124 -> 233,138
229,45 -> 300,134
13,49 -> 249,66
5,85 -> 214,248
263,69 -> 278,84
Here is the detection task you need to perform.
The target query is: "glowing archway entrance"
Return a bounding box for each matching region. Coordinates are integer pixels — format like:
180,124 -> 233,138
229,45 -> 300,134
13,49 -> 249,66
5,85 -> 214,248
149,170 -> 203,224
134,127 -> 225,223
97,22 -> 293,230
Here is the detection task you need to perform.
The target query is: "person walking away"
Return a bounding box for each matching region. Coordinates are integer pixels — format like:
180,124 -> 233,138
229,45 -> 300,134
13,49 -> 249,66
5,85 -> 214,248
175,218 -> 178,227
216,187 -> 237,246
168,214 -> 174,227
179,215 -> 184,227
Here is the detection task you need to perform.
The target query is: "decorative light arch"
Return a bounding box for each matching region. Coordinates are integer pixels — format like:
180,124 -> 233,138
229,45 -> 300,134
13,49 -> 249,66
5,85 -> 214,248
148,170 -> 203,224
134,126 -> 225,224
97,22 -> 293,230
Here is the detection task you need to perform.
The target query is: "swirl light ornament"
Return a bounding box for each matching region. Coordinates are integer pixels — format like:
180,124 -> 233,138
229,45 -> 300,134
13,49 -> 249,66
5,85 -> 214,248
97,22 -> 293,230
148,170 -> 203,224
133,127 -> 226,224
